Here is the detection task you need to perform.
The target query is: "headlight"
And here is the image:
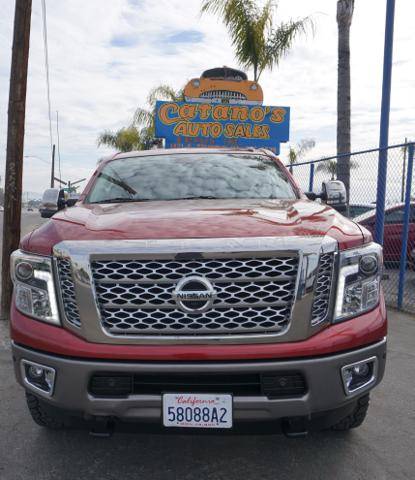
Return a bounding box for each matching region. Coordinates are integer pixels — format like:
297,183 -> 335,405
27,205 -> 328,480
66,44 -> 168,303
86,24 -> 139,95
192,79 -> 200,87
334,243 -> 382,322
11,250 -> 60,325
250,83 -> 258,91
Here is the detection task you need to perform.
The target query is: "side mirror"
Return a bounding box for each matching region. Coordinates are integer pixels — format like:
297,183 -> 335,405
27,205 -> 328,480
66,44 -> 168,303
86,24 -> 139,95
321,180 -> 347,213
66,193 -> 80,207
39,188 -> 66,218
305,192 -> 318,201
305,180 -> 347,213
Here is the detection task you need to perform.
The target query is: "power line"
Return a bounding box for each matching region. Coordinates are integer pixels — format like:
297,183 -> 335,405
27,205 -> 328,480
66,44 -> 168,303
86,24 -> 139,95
41,0 -> 53,158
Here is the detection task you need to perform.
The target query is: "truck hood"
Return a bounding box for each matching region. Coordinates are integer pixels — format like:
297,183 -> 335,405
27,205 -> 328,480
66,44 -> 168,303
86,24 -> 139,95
22,199 -> 367,255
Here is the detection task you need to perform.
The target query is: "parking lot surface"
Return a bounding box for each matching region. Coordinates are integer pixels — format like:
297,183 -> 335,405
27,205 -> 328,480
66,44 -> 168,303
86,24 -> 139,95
0,310 -> 414,480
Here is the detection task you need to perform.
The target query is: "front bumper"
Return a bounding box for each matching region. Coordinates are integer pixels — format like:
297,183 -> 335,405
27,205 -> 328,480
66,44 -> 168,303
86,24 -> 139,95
12,338 -> 386,425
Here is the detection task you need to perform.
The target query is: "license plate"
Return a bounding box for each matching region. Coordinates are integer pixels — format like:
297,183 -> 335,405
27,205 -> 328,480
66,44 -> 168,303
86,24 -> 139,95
163,393 -> 233,429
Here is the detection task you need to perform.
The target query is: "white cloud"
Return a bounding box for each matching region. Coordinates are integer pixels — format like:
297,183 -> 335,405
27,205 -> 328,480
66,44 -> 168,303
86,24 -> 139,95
0,0 -> 414,195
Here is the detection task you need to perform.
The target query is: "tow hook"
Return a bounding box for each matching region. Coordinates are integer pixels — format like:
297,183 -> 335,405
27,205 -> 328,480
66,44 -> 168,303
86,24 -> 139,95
282,418 -> 308,438
89,417 -> 115,437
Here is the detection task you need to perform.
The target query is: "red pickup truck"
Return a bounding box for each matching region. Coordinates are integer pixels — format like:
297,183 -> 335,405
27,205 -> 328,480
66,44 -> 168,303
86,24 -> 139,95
10,148 -> 386,436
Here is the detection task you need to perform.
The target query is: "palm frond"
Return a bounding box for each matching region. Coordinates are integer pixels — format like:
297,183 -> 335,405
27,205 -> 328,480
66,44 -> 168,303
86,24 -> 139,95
147,85 -> 180,108
287,139 -> 315,165
97,130 -> 117,148
259,16 -> 313,78
297,138 -> 316,157
201,0 -> 258,24
201,0 -> 312,81
316,158 -> 358,180
132,107 -> 153,129
97,127 -> 143,152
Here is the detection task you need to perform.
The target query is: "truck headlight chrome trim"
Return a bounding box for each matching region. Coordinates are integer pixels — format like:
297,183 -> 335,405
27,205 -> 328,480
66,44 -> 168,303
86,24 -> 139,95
334,243 -> 382,322
11,250 -> 60,325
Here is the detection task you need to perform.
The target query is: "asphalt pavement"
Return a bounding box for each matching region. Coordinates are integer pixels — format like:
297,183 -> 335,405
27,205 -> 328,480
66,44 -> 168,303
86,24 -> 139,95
0,311 -> 414,480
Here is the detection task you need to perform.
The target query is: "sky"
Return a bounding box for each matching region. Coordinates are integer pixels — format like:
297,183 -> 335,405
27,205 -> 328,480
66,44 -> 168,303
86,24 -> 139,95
0,0 -> 414,197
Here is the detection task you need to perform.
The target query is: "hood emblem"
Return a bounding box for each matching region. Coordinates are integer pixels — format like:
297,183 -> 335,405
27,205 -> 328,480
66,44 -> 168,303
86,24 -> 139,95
173,276 -> 216,313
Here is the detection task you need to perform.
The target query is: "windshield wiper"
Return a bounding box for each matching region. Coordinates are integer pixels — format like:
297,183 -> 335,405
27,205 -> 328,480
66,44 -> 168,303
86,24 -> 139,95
98,172 -> 137,195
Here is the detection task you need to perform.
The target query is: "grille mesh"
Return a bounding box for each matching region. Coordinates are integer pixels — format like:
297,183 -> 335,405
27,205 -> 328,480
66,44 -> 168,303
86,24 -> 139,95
311,253 -> 335,325
91,257 -> 299,336
200,90 -> 247,101
56,258 -> 81,327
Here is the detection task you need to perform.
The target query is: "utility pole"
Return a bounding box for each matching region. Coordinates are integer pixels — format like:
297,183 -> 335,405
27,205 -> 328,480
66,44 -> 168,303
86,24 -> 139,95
1,0 -> 32,320
50,144 -> 55,188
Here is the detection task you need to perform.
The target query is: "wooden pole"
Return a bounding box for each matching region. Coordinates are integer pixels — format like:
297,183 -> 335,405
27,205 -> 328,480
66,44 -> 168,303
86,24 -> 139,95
1,0 -> 32,320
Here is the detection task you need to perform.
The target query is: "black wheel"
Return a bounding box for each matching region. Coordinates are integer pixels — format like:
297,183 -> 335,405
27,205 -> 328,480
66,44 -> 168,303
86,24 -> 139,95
331,394 -> 370,431
25,392 -> 66,429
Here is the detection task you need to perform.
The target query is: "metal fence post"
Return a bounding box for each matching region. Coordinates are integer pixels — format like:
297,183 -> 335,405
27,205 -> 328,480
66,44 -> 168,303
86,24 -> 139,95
374,0 -> 395,245
308,163 -> 315,192
397,143 -> 414,309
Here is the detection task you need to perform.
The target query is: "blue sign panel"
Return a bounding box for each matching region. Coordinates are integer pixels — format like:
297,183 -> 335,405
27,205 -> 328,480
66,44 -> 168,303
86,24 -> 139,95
155,101 -> 290,154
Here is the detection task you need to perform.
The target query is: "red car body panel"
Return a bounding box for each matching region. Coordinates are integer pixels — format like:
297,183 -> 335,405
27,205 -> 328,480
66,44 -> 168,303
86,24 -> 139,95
20,198 -> 367,256
11,297 -> 386,361
359,204 -> 415,262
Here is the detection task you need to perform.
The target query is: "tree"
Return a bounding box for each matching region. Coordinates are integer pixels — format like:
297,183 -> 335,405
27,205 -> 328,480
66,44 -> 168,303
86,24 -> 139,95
133,84 -> 184,146
317,158 -> 358,180
336,0 -> 354,199
97,126 -> 142,152
201,0 -> 313,81
97,84 -> 184,153
287,138 -> 316,166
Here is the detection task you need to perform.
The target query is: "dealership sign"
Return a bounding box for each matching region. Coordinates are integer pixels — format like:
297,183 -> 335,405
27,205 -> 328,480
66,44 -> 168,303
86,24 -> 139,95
155,101 -> 290,154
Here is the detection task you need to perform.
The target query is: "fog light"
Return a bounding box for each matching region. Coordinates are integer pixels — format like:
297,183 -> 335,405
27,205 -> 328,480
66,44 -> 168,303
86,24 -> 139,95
341,357 -> 377,395
28,365 -> 44,378
21,360 -> 56,397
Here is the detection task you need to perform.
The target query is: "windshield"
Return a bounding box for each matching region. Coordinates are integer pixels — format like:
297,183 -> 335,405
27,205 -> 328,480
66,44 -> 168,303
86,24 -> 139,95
87,153 -> 297,204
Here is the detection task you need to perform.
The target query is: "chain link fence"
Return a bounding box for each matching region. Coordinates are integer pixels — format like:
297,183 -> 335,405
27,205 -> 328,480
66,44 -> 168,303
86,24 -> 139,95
287,143 -> 415,314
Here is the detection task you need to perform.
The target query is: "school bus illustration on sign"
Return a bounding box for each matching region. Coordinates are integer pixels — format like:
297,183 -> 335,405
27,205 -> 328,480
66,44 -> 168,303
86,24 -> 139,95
184,66 -> 263,105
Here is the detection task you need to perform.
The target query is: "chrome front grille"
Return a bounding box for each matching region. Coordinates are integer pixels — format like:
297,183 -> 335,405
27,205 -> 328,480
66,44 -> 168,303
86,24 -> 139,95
311,253 -> 335,325
56,258 -> 81,327
200,90 -> 247,101
90,256 -> 299,336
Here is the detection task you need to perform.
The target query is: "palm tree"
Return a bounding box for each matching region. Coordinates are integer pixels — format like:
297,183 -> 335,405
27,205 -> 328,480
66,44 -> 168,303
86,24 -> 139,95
287,138 -> 316,167
97,126 -> 143,152
336,0 -> 354,199
133,85 -> 185,146
97,84 -> 184,152
201,0 -> 313,81
317,158 -> 358,180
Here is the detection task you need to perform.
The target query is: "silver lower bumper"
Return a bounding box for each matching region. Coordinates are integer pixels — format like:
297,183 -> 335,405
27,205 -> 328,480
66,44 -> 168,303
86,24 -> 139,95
12,339 -> 386,423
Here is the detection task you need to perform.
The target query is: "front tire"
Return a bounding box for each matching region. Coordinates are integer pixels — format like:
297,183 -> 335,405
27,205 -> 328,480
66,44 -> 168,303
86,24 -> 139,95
331,394 -> 370,431
26,392 -> 66,429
